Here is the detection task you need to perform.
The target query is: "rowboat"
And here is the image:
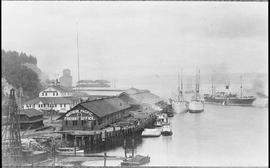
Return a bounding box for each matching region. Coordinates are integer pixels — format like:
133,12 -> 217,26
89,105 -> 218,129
55,147 -> 84,155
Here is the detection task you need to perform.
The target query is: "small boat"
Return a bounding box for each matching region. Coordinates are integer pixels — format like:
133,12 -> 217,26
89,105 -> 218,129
161,124 -> 173,136
55,147 -> 84,155
141,128 -> 161,137
121,155 -> 150,166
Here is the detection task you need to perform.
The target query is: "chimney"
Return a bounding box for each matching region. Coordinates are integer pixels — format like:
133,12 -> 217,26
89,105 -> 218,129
54,79 -> 60,86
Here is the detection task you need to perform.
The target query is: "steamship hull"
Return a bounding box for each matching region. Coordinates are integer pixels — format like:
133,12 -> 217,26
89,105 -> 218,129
204,96 -> 256,106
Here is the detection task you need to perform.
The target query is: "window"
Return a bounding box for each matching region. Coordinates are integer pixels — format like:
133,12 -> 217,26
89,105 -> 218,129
53,92 -> 55,96
60,104 -> 62,107
82,120 -> 86,126
64,104 -> 66,107
56,92 -> 58,96
38,104 -> 40,108
73,121 -> 77,126
66,120 -> 68,125
45,92 -> 47,96
42,92 -> 44,96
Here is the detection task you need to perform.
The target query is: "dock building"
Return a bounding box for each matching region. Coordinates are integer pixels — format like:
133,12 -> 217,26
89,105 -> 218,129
19,109 -> 44,130
73,79 -> 125,96
119,88 -> 165,111
58,97 -> 131,131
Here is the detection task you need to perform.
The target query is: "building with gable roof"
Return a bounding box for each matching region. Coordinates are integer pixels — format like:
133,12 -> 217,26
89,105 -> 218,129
39,80 -> 73,97
58,97 -> 131,131
22,80 -> 80,114
19,109 -> 44,130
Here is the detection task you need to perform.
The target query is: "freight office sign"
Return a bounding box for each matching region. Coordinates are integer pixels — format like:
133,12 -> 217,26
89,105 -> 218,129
64,109 -> 95,121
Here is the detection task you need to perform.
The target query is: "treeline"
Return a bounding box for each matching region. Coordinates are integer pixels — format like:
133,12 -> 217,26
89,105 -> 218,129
2,50 -> 42,102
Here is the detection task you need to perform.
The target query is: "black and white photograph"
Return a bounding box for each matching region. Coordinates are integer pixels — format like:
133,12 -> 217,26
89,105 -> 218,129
2,1 -> 268,167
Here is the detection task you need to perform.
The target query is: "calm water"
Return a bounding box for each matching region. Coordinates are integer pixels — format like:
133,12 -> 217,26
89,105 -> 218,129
80,104 -> 268,166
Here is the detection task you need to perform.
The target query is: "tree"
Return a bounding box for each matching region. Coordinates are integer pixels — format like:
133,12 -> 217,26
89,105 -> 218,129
2,49 -> 42,101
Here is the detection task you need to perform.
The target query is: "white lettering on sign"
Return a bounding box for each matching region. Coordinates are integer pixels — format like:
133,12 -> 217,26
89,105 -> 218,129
64,109 -> 95,120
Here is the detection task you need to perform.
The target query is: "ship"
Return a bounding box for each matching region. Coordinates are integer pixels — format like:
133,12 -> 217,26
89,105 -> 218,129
204,76 -> 256,106
161,124 -> 173,136
188,69 -> 204,113
171,69 -> 188,114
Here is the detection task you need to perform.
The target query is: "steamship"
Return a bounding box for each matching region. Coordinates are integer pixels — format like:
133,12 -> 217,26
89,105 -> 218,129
204,76 -> 256,106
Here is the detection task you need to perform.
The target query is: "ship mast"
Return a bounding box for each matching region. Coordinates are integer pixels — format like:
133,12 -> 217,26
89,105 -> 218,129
177,71 -> 180,102
195,68 -> 200,99
76,22 -> 80,83
180,68 -> 183,97
198,69 -> 200,94
211,75 -> 214,96
240,75 -> 243,98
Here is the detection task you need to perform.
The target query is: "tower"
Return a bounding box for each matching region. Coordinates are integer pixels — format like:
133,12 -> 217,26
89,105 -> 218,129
2,88 -> 22,166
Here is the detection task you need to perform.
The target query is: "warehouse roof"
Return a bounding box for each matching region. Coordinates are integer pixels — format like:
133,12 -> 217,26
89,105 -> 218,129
119,88 -> 163,105
20,109 -> 43,117
23,97 -> 73,105
58,97 -> 131,119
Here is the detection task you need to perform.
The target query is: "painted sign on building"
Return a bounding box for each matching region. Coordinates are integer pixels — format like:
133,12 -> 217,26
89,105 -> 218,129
64,109 -> 95,121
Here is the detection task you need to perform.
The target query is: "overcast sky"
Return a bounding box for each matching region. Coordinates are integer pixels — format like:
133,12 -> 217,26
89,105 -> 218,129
2,2 -> 268,82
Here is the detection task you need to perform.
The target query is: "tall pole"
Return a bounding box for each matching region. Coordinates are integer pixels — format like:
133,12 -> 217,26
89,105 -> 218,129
211,76 -> 214,96
104,152 -> 107,167
77,22 -> 80,83
180,68 -> 183,96
198,69 -> 200,94
177,72 -> 180,102
240,75 -> 243,98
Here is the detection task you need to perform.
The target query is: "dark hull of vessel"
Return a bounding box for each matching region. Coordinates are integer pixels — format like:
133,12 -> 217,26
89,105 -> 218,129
161,131 -> 173,136
204,97 -> 256,106
188,109 -> 204,113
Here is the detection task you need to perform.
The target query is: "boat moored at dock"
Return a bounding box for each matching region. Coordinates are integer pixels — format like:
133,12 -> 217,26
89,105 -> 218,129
188,69 -> 204,113
55,147 -> 84,155
141,128 -> 161,137
171,69 -> 188,114
121,155 -> 150,166
161,124 -> 173,136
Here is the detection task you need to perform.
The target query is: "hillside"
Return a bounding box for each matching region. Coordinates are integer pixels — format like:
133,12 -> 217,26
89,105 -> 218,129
2,49 -> 43,102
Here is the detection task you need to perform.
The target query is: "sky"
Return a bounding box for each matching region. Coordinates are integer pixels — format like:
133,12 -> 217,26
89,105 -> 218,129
2,2 -> 268,83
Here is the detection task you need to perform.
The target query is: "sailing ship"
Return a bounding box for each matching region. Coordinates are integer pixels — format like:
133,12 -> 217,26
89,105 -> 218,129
188,69 -> 204,113
204,75 -> 256,106
171,70 -> 188,114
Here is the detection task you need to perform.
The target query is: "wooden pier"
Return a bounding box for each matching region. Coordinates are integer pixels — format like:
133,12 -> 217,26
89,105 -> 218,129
57,114 -> 156,152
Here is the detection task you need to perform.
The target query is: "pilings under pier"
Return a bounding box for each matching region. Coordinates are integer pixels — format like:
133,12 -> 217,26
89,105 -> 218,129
61,115 -> 156,153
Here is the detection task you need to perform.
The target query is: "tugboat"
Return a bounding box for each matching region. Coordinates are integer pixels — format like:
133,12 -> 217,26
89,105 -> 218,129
188,69 -> 204,113
171,69 -> 188,114
204,75 -> 256,106
161,124 -> 173,136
